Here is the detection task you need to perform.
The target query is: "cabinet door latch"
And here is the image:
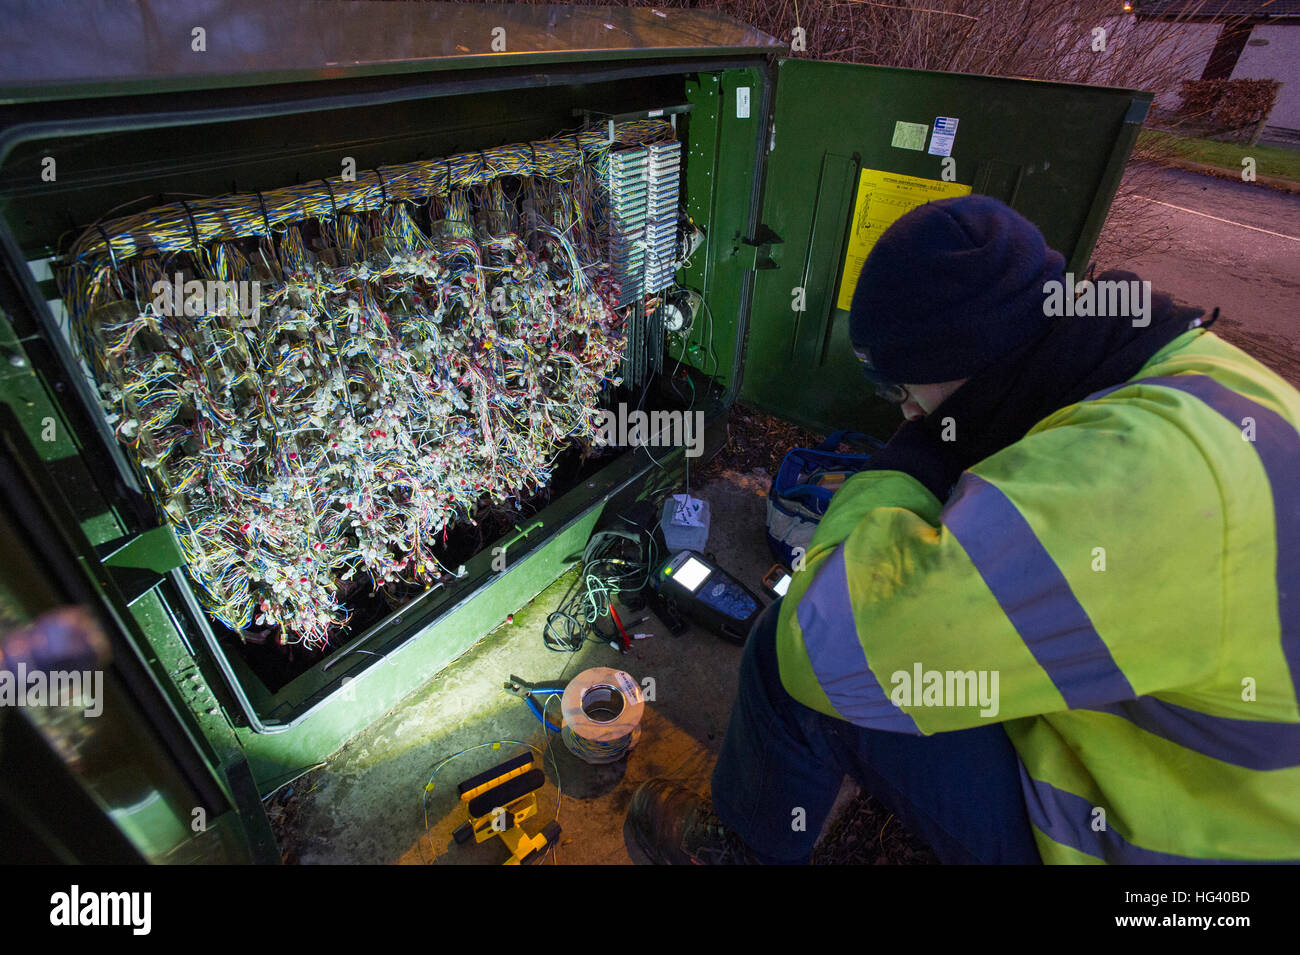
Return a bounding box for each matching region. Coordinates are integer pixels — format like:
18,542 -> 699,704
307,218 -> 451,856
739,224 -> 782,271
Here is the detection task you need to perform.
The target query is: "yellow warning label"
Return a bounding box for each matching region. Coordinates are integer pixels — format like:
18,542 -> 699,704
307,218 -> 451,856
835,169 -> 971,312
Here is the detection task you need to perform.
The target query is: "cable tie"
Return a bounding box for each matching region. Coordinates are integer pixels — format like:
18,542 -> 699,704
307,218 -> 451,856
321,179 -> 339,220
95,224 -> 122,274
255,190 -> 273,237
178,200 -> 202,251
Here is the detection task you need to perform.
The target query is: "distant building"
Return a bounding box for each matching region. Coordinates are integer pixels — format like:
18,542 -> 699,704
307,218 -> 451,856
1137,0 -> 1300,133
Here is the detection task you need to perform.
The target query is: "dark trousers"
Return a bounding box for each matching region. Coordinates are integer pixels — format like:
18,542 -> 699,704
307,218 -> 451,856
710,600 -> 1042,864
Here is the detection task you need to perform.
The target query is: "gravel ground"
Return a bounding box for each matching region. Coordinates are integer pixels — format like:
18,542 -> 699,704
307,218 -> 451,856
813,790 -> 940,865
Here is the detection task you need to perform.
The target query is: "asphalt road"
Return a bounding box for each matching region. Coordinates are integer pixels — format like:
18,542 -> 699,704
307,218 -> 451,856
1103,164 -> 1300,386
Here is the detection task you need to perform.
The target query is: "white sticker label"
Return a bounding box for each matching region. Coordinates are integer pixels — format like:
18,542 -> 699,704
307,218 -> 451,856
648,108 -> 664,118
928,116 -> 959,157
736,87 -> 751,119
614,669 -> 642,703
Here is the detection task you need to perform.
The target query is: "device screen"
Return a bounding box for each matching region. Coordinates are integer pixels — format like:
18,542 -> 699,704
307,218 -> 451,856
672,555 -> 712,592
772,573 -> 792,597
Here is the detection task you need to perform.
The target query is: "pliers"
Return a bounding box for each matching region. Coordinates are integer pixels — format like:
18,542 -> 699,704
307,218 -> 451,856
504,675 -> 566,733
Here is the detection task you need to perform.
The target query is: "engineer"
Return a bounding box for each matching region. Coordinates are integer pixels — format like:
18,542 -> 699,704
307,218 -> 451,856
627,194 -> 1300,864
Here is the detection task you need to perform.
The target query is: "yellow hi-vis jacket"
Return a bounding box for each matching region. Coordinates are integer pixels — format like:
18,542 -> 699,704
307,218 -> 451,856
776,329 -> 1300,863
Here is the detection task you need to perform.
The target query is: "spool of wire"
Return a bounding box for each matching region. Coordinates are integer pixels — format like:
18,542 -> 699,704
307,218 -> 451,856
560,667 -> 644,764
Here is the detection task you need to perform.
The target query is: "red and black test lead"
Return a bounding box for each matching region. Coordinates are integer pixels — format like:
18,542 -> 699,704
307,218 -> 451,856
609,605 -> 632,652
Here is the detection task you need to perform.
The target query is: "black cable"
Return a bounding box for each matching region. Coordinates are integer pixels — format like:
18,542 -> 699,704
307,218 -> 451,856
543,572 -> 587,653
255,190 -> 273,237
177,201 -> 201,251
94,224 -> 125,296
321,179 -> 339,220
542,533 -> 651,653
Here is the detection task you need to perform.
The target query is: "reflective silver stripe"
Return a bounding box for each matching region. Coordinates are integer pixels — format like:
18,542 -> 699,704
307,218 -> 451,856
1087,374 -> 1300,702
795,546 -> 921,733
1019,763 -> 1297,864
1089,698 -> 1300,771
941,473 -> 1134,707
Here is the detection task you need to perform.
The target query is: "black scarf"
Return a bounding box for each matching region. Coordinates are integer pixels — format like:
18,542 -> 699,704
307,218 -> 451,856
867,272 -> 1212,498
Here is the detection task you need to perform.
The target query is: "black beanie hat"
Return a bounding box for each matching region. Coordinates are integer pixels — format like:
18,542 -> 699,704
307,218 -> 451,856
848,195 -> 1066,385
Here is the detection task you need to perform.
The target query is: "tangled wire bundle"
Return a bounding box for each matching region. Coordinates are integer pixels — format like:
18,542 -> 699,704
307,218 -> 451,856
58,120 -> 676,650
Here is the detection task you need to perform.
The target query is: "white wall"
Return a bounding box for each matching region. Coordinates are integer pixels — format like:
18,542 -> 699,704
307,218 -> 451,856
1231,24 -> 1300,130
1128,20 -> 1222,112
1051,16 -> 1296,129
1053,16 -> 1223,112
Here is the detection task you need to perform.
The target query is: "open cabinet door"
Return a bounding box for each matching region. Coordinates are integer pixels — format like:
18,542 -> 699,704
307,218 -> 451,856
741,58 -> 1151,436
0,402 -> 277,863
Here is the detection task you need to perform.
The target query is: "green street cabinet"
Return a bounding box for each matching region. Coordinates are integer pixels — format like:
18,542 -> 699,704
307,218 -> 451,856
0,1 -> 1150,862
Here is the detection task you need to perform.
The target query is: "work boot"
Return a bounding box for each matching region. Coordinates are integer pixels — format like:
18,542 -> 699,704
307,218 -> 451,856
627,778 -> 761,864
